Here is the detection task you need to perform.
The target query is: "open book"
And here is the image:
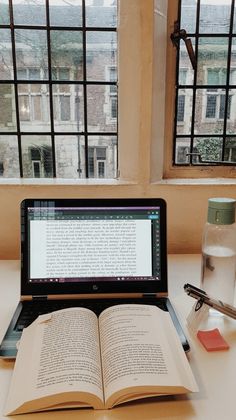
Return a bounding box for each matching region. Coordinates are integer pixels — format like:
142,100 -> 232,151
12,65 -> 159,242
4,304 -> 198,415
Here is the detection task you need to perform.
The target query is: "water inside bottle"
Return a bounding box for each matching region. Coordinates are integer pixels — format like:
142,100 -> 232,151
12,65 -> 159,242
201,245 -> 236,307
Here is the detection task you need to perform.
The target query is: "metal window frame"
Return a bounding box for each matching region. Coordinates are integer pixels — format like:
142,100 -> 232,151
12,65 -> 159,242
173,0 -> 236,166
0,0 -> 118,178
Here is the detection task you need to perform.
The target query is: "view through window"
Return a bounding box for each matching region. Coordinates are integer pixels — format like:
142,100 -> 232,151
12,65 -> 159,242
0,0 -> 118,178
174,0 -> 236,166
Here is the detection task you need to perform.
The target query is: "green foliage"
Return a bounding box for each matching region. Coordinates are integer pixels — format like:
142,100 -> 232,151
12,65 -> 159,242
195,137 -> 222,162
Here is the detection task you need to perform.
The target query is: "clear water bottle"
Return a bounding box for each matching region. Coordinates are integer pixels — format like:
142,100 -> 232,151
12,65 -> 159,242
201,198 -> 236,307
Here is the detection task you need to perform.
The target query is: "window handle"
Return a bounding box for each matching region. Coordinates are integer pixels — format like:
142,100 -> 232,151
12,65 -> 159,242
186,152 -> 236,165
170,21 -> 196,70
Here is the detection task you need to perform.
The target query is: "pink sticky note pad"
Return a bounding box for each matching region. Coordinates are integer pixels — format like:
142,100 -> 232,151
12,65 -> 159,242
197,328 -> 230,351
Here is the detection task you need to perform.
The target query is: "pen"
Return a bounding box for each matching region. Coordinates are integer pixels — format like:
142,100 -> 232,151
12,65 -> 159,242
184,283 -> 236,320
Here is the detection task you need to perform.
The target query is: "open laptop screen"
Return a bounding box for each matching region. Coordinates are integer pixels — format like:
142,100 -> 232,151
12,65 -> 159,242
21,198 -> 167,295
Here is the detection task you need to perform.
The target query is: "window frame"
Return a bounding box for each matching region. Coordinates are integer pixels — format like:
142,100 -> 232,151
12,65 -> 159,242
164,0 -> 236,179
2,1 -> 236,184
0,0 -> 118,180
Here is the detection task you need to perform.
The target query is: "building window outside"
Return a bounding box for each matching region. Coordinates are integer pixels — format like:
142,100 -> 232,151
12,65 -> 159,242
173,0 -> 236,167
104,65 -> 117,124
177,95 -> 185,122
0,0 -> 118,179
88,146 -> 106,178
205,90 -> 232,120
29,145 -> 53,178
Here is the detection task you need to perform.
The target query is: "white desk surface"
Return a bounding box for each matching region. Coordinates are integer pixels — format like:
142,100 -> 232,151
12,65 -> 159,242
0,255 -> 236,420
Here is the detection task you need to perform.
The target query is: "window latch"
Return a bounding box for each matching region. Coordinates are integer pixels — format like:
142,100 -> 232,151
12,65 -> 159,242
170,21 -> 196,70
186,152 -> 236,165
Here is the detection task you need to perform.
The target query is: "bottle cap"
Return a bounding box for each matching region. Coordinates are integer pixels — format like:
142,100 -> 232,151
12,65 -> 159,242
207,197 -> 236,225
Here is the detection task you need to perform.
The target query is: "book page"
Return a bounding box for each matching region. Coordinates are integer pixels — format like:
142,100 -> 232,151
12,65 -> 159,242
99,304 -> 197,406
5,308 -> 104,414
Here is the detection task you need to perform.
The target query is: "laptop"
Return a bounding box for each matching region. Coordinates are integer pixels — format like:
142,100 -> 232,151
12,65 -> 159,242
0,197 -> 190,358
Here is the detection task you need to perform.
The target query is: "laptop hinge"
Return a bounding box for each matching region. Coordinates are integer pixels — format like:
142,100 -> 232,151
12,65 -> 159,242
32,296 -> 48,301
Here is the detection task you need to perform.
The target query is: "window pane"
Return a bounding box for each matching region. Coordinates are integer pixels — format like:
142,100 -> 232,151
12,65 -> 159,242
88,135 -> 117,178
96,147 -> 106,159
194,137 -> 223,162
55,135 -> 85,178
0,135 -> 20,177
219,94 -> 226,119
98,160 -> 105,178
51,31 -> 83,81
88,147 -> 95,177
195,89 -> 225,134
175,138 -> 191,164
0,84 -> 16,131
15,30 -> 48,80
230,40 -> 236,83
86,0 -> 117,27
0,1 -> 10,25
0,29 -> 13,80
29,68 -> 41,80
87,32 -> 117,81
19,95 -> 30,121
53,84 -> 84,132
199,0 -> 231,34
224,138 -> 236,161
197,38 -> 228,85
234,4 -> 236,33
21,135 -> 53,178
111,96 -> 117,119
177,95 -> 185,123
227,90 -> 236,133
51,67 -> 73,82
12,0 -> 46,26
176,89 -> 193,135
206,95 -> 217,118
18,84 -> 50,131
49,0 -> 82,27
180,1 -> 196,33
60,96 -> 70,121
207,68 -> 227,85
179,39 -> 195,85
87,85 -> 117,132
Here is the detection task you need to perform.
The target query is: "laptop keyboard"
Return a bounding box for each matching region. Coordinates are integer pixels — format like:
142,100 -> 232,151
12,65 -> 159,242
14,298 -> 168,332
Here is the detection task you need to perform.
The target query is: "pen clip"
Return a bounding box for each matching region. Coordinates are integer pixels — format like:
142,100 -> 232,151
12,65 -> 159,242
195,298 -> 204,312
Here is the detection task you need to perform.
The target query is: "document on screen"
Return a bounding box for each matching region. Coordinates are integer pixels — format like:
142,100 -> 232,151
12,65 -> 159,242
30,219 -> 152,279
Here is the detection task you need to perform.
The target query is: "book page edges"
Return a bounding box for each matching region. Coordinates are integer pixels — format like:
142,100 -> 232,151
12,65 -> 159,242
161,311 -> 199,392
105,384 -> 198,409
4,391 -> 104,415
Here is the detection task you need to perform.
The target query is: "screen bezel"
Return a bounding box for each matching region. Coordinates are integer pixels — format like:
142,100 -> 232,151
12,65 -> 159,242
21,198 -> 168,296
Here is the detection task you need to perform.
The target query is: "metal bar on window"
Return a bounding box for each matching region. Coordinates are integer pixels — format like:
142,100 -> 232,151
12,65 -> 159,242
9,0 -> 23,176
82,0 -> 88,178
221,0 -> 235,162
45,0 -> 56,177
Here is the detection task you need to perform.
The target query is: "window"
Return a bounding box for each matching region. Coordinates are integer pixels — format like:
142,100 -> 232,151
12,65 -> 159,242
170,0 -> 236,175
28,145 -> 53,178
88,146 -> 106,178
0,0 -> 117,179
104,65 -> 118,123
177,95 -> 185,122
